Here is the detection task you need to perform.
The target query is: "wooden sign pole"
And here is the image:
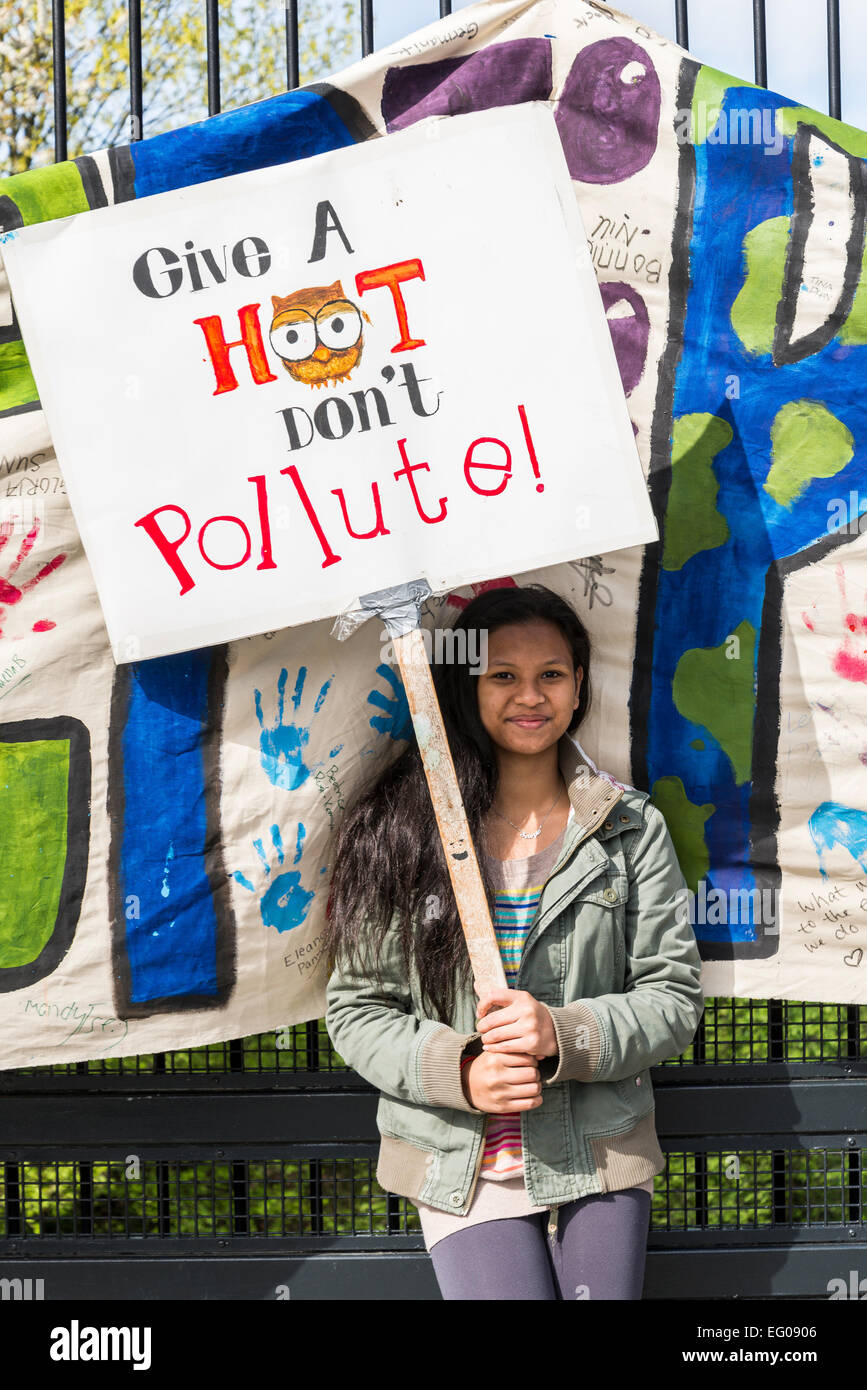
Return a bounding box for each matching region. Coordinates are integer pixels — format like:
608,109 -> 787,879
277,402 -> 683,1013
393,625 -> 507,998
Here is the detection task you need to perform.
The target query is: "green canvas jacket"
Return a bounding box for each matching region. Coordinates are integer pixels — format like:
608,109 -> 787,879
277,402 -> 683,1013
324,734 -> 705,1215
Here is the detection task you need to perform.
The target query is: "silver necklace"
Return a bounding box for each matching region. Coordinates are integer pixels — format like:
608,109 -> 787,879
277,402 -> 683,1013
490,783 -> 565,840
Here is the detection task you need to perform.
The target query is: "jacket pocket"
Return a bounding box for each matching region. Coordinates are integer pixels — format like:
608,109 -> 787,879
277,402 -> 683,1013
376,1092 -> 458,1152
615,1065 -> 655,1118
570,871 -> 629,992
574,870 -> 628,908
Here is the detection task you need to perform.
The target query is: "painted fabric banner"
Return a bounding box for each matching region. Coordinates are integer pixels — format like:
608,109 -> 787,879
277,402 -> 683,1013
1,0 -> 866,1068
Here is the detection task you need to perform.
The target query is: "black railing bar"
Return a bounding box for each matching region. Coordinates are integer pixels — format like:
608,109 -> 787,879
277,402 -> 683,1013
152,1046 -> 168,1236
675,0 -> 689,50
228,1038 -> 252,1237
440,0 -> 453,15
694,1150 -> 708,1228
285,0 -> 300,90
386,1190 -> 403,1236
768,997 -> 785,1064
308,1157 -> 324,1234
2,1162 -> 22,1239
846,1143 -> 860,1225
78,1158 -> 93,1237
306,1020 -> 320,1071
771,1149 -> 788,1225
361,0 -> 374,58
128,0 -> 143,141
752,0 -> 767,88
157,1158 -> 171,1237
206,0 -> 221,116
51,0 -> 68,162
827,0 -> 841,120
846,1004 -> 860,1062
231,1159 -> 249,1235
690,1011 -> 706,1065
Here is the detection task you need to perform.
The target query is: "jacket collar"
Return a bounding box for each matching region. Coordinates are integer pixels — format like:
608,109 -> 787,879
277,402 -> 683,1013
557,732 -> 627,846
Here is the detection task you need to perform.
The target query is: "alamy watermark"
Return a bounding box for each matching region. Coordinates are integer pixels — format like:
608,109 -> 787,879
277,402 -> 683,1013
49,1321 -> 151,1369
674,101 -> 785,156
675,883 -> 778,929
379,624 -> 488,673
827,492 -> 867,535
0,499 -> 47,534
0,1275 -> 45,1300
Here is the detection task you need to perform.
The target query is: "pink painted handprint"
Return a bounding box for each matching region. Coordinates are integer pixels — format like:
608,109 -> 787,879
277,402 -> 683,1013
0,513 -> 66,641
831,564 -> 867,684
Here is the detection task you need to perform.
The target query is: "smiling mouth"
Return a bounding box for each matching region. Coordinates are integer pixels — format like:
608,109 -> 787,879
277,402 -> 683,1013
508,716 -> 550,725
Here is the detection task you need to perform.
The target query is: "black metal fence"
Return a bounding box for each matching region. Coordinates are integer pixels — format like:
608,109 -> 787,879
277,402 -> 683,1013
1,1002 -> 865,1298
1,0 -> 863,1300
44,0 -> 847,162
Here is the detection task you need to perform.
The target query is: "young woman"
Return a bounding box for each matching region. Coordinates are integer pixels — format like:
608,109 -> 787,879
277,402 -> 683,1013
324,583 -> 704,1300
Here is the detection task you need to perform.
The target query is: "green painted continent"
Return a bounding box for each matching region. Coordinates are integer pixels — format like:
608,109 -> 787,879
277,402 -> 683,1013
664,414 -> 732,571
730,215 -> 791,356
765,399 -> 854,508
651,776 -> 715,892
672,622 -> 757,786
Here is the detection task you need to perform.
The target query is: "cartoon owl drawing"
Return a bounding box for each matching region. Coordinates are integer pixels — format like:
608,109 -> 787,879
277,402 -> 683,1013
269,279 -> 368,388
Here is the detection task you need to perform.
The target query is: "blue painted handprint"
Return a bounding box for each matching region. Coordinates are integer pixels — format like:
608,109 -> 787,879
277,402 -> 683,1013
233,821 -> 326,933
367,663 -> 413,743
809,802 -> 867,880
254,666 -> 343,790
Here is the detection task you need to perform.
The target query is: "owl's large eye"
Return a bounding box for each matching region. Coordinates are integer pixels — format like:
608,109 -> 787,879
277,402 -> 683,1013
269,314 -> 316,362
316,301 -> 362,351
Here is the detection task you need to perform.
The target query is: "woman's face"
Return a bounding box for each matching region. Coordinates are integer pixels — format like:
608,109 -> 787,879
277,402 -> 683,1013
475,618 -> 582,757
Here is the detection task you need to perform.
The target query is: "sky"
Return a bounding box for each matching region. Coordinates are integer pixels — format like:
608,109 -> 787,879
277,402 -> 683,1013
370,0 -> 867,132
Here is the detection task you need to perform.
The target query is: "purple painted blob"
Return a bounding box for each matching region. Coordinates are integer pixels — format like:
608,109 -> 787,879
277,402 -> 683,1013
556,37 -> 660,184
598,281 -> 650,396
381,39 -> 552,132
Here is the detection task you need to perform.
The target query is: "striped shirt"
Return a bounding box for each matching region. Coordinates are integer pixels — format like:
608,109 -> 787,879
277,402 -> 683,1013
477,829 -> 567,1182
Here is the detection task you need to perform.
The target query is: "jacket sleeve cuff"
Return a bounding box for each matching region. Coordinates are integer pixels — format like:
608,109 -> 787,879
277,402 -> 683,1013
419,1024 -> 486,1112
537,1001 -> 602,1084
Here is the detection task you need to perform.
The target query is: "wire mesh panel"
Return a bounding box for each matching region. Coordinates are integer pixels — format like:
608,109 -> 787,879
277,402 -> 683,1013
0,1155 -> 423,1243
2,1142 -> 863,1247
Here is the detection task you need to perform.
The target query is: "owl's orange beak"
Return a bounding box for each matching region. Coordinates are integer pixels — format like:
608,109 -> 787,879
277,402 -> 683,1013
312,345 -> 331,362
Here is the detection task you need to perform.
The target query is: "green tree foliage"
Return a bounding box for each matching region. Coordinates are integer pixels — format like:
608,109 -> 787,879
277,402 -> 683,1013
1,0 -> 359,174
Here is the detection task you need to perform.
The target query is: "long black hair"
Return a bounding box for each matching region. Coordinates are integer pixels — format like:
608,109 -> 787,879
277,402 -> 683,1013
323,583 -> 593,1024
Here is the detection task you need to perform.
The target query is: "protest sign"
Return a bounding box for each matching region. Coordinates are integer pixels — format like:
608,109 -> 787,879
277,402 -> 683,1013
2,103 -> 655,663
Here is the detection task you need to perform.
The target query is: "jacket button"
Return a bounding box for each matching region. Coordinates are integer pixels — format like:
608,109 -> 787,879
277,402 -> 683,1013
448,1191 -> 464,1206
619,814 -> 630,823
603,820 -> 614,830
603,887 -> 618,903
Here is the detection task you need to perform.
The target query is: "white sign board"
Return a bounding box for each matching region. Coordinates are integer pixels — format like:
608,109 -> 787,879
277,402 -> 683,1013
2,104 -> 657,662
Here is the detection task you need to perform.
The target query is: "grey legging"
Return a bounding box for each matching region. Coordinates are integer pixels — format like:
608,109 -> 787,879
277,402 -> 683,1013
428,1187 -> 652,1300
